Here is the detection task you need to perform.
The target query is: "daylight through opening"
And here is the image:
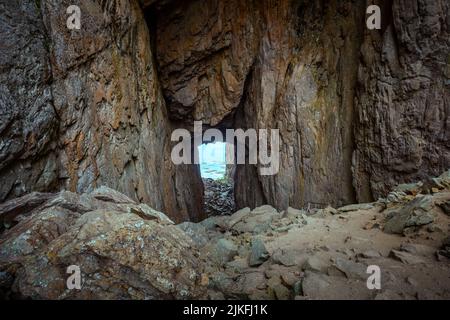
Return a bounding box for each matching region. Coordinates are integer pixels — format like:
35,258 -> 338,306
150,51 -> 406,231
198,142 -> 235,217
198,142 -> 227,180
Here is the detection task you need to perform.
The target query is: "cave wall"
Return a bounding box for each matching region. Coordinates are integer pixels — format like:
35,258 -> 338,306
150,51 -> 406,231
0,0 -> 58,202
154,0 -> 262,126
234,0 -> 366,210
153,0 -> 449,210
0,0 -> 204,222
354,0 -> 450,202
153,0 -> 366,210
0,0 -> 448,219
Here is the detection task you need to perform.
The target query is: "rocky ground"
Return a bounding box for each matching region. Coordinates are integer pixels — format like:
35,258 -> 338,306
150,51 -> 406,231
203,178 -> 235,217
0,172 -> 449,300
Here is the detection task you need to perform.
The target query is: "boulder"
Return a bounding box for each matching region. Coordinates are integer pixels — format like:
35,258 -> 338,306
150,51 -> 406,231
284,207 -> 307,219
231,206 -> 279,234
357,250 -> 382,259
333,257 -> 367,280
437,200 -> 450,216
200,216 -> 228,231
393,182 -> 423,195
0,0 -> 204,223
227,207 -> 251,229
177,222 -> 209,247
301,271 -> 331,298
225,258 -> 249,272
375,290 -> 403,300
207,272 -> 237,298
267,276 -> 291,300
385,191 -> 409,204
384,195 -> 435,234
211,239 -> 238,265
90,186 -> 136,204
303,256 -> 330,273
389,250 -> 426,265
264,264 -> 298,280
248,290 -> 272,300
338,203 -> 374,213
438,171 -> 450,187
40,191 -> 104,214
323,206 -> 339,216
127,204 -> 175,225
249,238 -> 270,267
301,271 -> 372,300
237,272 -> 267,295
0,209 -> 207,299
0,189 -> 208,299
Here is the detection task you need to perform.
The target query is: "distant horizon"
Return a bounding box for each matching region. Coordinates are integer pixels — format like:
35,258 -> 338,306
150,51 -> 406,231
198,142 -> 226,179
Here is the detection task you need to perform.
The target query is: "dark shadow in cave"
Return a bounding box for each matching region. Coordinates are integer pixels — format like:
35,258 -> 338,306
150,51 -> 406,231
142,3 -> 262,220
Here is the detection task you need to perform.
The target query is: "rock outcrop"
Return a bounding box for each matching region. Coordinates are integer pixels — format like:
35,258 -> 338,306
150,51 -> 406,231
0,0 -> 204,223
354,0 -> 450,202
1,172 -> 449,300
148,0 -> 449,210
151,0 -> 366,210
0,187 -> 207,299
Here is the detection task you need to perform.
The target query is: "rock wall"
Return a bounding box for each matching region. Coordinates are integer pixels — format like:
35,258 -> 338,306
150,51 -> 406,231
0,0 -> 204,222
0,0 -> 58,202
0,0 -> 448,219
153,0 -> 366,210
234,0 -> 366,210
152,0 -> 448,210
354,0 -> 450,202
153,0 -> 262,126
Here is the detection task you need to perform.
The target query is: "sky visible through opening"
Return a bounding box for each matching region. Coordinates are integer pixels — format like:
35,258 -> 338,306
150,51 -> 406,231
198,142 -> 227,180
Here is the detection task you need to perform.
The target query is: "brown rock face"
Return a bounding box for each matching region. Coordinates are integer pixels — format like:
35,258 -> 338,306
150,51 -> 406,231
0,0 -> 449,220
153,0 -> 365,209
152,0 -> 449,210
154,0 -> 262,126
0,0 -> 204,222
354,0 -> 450,202
233,0 -> 366,210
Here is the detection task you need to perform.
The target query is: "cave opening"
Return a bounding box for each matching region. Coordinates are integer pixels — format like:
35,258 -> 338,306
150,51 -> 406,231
198,140 -> 236,217
143,3 -> 239,219
198,142 -> 227,180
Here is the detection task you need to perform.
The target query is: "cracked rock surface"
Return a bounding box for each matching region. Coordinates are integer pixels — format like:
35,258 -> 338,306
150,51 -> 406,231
1,172 -> 450,300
